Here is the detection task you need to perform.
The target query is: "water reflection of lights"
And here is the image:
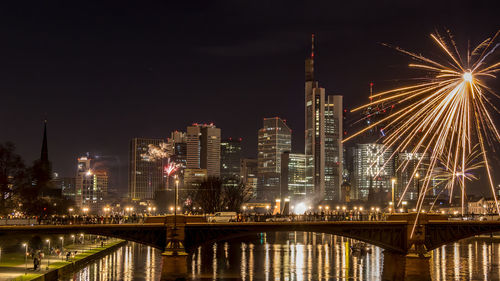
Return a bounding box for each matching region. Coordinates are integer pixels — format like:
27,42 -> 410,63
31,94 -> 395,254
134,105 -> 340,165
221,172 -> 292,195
454,242 -> 460,280
273,244 -> 281,280
240,243 -> 247,280
482,243 -> 488,281
212,243 -> 217,280
72,234 -> 500,280
249,243 -> 254,281
469,244 -> 473,280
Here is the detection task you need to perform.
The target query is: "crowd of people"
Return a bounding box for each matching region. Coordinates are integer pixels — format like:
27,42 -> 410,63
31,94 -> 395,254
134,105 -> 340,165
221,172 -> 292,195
234,211 -> 388,222
35,214 -> 145,225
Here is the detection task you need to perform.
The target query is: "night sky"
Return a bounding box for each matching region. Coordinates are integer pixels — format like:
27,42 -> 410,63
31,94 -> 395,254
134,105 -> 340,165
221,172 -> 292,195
1,1 -> 499,194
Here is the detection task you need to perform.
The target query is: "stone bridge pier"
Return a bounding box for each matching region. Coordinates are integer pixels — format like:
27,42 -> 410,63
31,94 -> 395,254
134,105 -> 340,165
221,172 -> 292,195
161,216 -> 188,281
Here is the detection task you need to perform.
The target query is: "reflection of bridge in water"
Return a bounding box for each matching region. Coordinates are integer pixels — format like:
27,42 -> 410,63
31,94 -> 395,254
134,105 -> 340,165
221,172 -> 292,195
1,214 -> 500,280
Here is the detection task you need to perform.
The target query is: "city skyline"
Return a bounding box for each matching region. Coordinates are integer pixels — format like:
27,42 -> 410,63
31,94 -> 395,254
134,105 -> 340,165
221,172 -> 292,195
1,2 -> 498,195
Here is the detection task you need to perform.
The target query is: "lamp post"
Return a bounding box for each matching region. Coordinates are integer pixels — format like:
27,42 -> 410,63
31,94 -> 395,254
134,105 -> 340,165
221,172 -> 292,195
391,178 -> 396,213
45,239 -> 50,269
415,173 -> 420,202
71,235 -> 75,245
22,243 -> 27,274
175,178 -> 179,231
59,237 -> 64,260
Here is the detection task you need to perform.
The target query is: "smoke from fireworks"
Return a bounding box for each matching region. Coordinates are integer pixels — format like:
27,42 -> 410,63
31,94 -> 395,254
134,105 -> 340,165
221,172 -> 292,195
344,30 -> 500,231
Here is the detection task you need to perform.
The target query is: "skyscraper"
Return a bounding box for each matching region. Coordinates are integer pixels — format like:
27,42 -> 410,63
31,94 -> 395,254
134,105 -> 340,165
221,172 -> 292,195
352,143 -> 394,200
396,152 -> 428,200
281,152 -> 307,201
304,34 -> 343,201
129,138 -> 165,201
167,131 -> 187,166
325,95 -> 343,201
186,123 -> 221,177
75,156 -> 108,212
257,117 -> 291,201
221,138 -> 242,179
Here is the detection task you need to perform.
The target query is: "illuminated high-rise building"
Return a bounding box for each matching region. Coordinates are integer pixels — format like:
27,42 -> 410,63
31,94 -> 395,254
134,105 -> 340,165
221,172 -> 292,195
352,143 -> 394,200
186,123 -> 221,177
280,152 -> 307,201
221,138 -> 242,179
257,117 -> 291,201
325,95 -> 343,201
304,34 -> 343,201
128,138 -> 165,201
75,156 -> 108,212
396,152 -> 428,200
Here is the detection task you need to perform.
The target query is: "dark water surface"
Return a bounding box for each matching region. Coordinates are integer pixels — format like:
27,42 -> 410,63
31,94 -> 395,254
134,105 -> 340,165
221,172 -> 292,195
64,232 -> 500,281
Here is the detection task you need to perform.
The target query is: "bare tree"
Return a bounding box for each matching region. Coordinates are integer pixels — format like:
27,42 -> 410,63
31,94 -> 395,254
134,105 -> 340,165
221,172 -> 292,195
223,176 -> 252,212
189,177 -> 224,214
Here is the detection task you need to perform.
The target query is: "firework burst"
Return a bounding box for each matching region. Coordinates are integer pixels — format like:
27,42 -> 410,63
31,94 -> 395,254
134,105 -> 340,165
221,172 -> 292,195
141,143 -> 170,161
344,30 -> 500,230
426,145 -> 484,213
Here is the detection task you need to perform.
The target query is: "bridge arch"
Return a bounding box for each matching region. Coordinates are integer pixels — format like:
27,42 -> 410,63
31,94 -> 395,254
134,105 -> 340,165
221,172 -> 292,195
184,222 -> 409,253
425,221 -> 500,251
0,224 -> 167,250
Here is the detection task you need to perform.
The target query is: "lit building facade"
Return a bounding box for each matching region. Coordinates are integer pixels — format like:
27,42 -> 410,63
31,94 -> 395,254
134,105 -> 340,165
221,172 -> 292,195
281,152 -> 308,201
186,123 -> 221,177
396,152 -> 428,201
75,156 -> 108,212
257,117 -> 291,201
184,168 -> 207,188
129,138 -> 165,201
324,95 -> 343,201
221,138 -> 242,179
240,158 -> 258,199
352,143 -> 394,200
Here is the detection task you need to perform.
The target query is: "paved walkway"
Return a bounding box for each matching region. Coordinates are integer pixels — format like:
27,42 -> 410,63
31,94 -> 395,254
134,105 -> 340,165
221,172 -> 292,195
0,239 -> 120,281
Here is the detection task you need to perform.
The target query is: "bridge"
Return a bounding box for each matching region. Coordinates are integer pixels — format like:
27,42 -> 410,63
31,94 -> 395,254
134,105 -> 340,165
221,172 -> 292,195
2,214 -> 500,280
2,214 -> 500,255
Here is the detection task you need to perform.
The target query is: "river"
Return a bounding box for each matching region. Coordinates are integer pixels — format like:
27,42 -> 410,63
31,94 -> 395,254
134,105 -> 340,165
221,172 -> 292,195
63,232 -> 500,280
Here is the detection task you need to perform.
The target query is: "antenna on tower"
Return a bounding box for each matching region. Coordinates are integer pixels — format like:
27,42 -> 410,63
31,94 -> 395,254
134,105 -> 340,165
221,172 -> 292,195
311,33 -> 315,59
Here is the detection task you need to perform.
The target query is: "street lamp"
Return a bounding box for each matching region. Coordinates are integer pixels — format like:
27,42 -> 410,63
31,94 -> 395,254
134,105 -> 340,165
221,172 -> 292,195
45,239 -> 51,269
71,235 -> 75,245
22,243 -> 27,274
59,236 -> 64,256
174,178 -> 179,234
391,178 -> 396,212
415,173 -> 420,201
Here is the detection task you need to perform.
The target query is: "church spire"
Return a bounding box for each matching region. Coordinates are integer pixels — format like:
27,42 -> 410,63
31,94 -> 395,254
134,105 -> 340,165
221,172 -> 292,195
41,119 -> 49,164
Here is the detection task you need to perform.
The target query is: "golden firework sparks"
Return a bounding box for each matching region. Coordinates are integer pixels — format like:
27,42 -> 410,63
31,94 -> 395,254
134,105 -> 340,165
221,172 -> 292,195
344,30 -> 500,235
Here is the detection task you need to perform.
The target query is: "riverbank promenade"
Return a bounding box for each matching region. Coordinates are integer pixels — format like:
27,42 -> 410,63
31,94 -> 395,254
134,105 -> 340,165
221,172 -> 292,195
0,238 -> 123,281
